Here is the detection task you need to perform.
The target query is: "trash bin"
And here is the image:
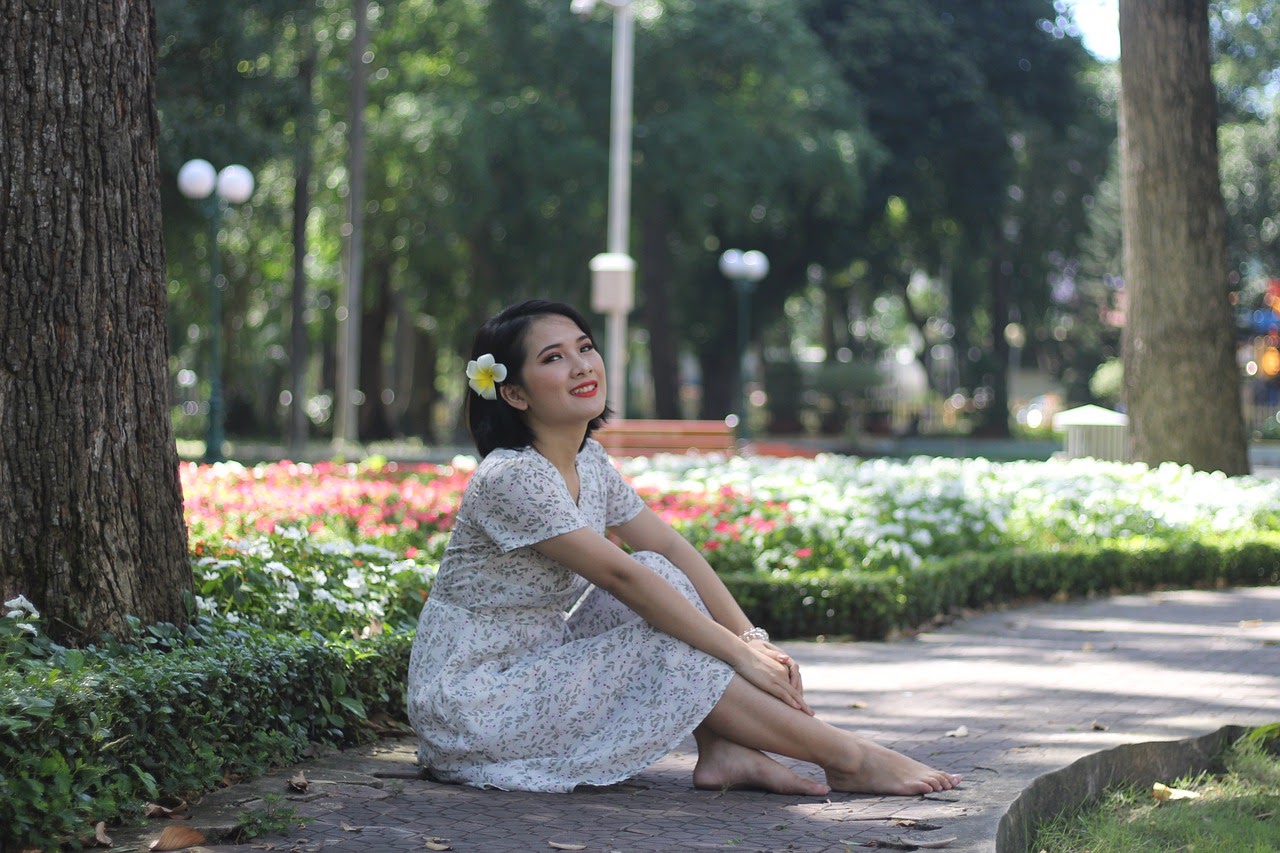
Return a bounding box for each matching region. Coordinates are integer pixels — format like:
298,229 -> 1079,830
1052,405 -> 1129,461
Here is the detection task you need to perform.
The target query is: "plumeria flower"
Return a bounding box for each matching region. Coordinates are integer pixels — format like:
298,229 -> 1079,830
466,354 -> 508,400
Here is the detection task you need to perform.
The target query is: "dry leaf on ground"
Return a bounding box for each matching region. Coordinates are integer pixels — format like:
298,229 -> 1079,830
148,825 -> 206,851
288,771 -> 309,792
548,842 -> 587,851
945,725 -> 968,738
145,800 -> 190,820
92,821 -> 112,847
423,839 -> 452,851
340,821 -> 362,832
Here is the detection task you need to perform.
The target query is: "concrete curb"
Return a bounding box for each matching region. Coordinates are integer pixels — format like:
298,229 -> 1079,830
996,725 -> 1245,852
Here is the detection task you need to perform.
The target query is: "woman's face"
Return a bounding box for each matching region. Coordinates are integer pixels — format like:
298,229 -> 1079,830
500,314 -> 607,429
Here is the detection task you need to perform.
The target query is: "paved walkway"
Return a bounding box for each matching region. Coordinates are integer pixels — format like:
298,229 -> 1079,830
114,587 -> 1280,853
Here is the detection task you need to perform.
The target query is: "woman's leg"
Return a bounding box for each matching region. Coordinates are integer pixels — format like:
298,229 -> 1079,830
702,676 -> 960,796
691,725 -> 830,795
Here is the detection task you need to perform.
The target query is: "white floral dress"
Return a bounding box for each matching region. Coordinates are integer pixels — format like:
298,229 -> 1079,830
406,439 -> 735,792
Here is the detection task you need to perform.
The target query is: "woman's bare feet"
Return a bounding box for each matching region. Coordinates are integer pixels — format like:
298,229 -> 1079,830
823,738 -> 961,796
693,732 -> 830,796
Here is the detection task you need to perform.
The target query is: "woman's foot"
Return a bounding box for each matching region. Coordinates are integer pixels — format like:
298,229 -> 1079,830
693,735 -> 830,796
824,739 -> 962,796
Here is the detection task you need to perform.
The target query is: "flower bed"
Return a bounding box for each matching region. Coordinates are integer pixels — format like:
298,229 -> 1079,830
179,454 -> 1280,639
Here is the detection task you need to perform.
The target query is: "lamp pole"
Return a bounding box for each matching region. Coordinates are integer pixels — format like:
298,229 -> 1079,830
718,249 -> 769,438
574,0 -> 635,418
178,159 -> 255,463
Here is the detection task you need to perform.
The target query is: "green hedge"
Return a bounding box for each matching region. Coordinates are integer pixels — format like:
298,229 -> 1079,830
0,620 -> 412,851
727,533 -> 1280,640
5,533 -> 1279,848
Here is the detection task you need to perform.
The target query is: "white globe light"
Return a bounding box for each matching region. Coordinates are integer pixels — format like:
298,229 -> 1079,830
216,165 -> 255,204
718,249 -> 745,278
177,159 -> 216,200
740,250 -> 769,282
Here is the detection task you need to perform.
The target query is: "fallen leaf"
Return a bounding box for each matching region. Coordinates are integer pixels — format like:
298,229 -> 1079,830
148,825 -> 206,851
1152,782 -> 1200,802
1239,619 -> 1263,628
288,771 -> 309,792
424,840 -> 452,851
945,725 -> 968,738
93,821 -> 113,847
1091,720 -> 1109,731
221,767 -> 241,787
1081,642 -> 1095,652
340,821 -> 362,832
548,843 -> 587,851
907,836 -> 957,849
848,700 -> 868,709
145,800 -> 190,820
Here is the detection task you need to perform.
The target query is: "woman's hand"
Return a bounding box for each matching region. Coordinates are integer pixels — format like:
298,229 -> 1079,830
735,642 -> 813,715
748,639 -> 805,692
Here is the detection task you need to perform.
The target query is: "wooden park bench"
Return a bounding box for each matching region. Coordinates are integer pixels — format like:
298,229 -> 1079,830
596,419 -> 737,458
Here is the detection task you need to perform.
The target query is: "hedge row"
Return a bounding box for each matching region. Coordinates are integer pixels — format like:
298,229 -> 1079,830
4,533 -> 1279,848
729,533 -> 1280,640
0,622 -> 412,850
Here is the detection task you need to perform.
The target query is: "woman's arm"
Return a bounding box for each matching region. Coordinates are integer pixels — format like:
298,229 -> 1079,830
611,506 -> 755,636
534,527 -> 811,714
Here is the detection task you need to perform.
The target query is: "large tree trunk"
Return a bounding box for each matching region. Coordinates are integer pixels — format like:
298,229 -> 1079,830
1118,0 -> 1249,474
0,0 -> 192,645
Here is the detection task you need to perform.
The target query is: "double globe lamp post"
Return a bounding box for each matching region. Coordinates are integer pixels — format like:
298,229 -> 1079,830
177,159 -> 255,464
718,249 -> 769,438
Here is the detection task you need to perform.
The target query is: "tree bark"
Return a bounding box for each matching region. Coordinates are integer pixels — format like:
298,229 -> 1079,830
0,0 -> 192,644
1119,0 -> 1249,474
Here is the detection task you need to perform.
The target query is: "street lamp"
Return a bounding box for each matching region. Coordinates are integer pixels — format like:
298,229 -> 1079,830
574,0 -> 635,418
177,158 -> 255,463
718,249 -> 769,438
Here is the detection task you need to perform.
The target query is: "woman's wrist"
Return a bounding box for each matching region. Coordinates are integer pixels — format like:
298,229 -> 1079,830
738,626 -> 769,643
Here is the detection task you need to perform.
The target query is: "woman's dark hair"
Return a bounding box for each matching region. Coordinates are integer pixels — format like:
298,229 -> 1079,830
466,299 -> 611,457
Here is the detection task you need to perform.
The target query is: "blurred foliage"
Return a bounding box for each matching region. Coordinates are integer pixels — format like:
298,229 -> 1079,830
154,0 -> 1277,445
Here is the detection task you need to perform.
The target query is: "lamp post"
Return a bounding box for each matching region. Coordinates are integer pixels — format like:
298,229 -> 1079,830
177,158 -> 255,463
573,0 -> 635,418
718,249 -> 769,438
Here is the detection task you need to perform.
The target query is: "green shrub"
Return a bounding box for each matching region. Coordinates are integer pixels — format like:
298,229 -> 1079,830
728,532 -> 1280,639
0,616 -> 411,851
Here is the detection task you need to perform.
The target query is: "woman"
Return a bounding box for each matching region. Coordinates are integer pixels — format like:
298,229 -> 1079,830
406,299 -> 960,796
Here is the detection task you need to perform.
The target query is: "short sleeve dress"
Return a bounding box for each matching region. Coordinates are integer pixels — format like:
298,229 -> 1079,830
406,438 -> 736,792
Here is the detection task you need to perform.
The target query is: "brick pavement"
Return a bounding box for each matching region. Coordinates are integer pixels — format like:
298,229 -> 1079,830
113,586 -> 1280,853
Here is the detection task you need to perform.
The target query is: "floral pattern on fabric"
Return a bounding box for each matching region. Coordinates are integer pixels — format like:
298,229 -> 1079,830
406,439 -> 735,792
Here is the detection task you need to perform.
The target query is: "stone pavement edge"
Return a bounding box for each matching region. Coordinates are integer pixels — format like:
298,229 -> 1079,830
106,586 -> 1280,853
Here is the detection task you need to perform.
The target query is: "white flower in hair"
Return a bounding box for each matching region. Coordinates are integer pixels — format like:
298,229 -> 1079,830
466,353 -> 508,400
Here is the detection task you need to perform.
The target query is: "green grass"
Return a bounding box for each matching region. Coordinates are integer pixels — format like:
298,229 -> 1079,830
1031,734 -> 1280,852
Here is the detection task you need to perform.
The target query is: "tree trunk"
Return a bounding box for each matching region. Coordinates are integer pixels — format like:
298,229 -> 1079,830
1118,0 -> 1249,474
288,46 -> 316,454
640,207 -> 680,419
406,320 -> 438,443
0,0 -> 192,645
698,346 -> 736,420
359,256 -> 396,441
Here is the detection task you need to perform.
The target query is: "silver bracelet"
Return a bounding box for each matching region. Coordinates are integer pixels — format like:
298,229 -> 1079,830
739,627 -> 769,643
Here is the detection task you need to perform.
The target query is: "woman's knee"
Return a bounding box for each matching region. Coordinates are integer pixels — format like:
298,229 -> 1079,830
631,551 -> 703,605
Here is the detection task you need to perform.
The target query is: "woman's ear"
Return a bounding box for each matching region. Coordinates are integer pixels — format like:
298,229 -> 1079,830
500,383 -> 528,411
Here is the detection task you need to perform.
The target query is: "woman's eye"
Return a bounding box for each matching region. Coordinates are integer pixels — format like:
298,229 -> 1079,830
581,343 -> 595,353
